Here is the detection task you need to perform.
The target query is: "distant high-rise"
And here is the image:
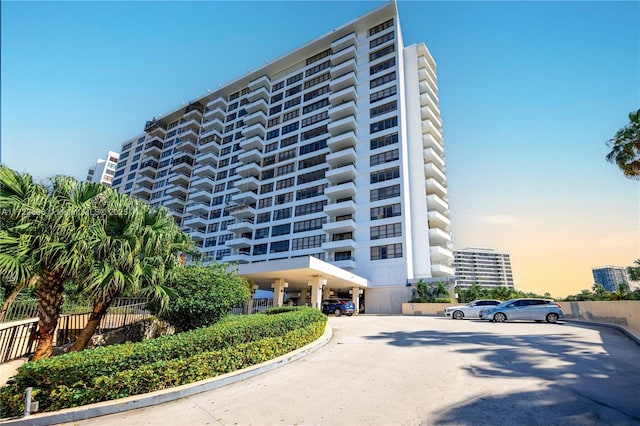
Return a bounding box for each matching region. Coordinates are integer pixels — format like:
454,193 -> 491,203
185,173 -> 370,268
109,3 -> 452,314
592,266 -> 629,292
454,248 -> 515,289
87,151 -> 119,186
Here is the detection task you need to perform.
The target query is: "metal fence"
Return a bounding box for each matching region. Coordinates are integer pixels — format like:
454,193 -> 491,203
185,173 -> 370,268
230,298 -> 274,315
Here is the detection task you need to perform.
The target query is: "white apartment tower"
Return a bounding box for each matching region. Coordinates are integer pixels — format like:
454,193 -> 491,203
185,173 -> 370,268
454,248 -> 515,289
111,3 -> 453,313
87,150 -> 120,186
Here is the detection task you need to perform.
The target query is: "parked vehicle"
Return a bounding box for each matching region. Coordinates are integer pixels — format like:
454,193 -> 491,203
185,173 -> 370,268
444,299 -> 502,320
321,299 -> 355,317
479,298 -> 565,323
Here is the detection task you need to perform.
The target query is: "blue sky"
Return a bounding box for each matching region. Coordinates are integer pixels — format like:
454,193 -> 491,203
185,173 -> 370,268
1,1 -> 638,297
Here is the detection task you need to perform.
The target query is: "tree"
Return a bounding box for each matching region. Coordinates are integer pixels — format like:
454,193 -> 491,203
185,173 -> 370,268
627,259 -> 640,282
457,283 -> 489,303
489,286 -> 513,301
606,109 -> 640,179
0,167 -> 106,359
149,263 -> 251,333
69,192 -> 194,351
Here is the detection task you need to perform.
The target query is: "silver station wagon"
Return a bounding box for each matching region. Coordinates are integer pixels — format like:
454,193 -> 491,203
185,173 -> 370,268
479,298 -> 565,323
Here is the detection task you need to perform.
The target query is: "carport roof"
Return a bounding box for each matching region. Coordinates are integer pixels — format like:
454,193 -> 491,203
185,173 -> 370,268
232,256 -> 368,292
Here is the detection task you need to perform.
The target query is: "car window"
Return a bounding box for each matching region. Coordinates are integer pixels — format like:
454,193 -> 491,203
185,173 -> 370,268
488,301 -> 500,305
514,300 -> 529,307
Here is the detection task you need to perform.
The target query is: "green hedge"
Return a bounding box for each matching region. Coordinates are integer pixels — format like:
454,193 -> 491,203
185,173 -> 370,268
1,307 -> 326,418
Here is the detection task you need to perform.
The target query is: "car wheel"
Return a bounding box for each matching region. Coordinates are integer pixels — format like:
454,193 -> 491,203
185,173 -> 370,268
453,310 -> 464,320
334,308 -> 342,317
546,313 -> 559,323
493,312 -> 507,323
347,313 -> 353,316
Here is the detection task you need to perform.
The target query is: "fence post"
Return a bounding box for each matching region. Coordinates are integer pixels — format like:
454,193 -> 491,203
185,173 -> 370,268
24,387 -> 32,416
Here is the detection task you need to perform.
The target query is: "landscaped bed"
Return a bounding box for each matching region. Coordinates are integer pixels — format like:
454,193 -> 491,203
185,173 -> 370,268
0,306 -> 326,419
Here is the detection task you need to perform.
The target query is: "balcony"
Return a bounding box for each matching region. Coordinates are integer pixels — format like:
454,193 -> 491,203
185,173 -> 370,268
197,152 -> 217,167
167,171 -> 190,187
247,86 -> 269,102
424,147 -> 445,169
183,214 -> 209,228
198,137 -> 220,155
430,245 -> 453,263
179,118 -> 200,133
243,110 -> 267,127
242,122 -> 266,139
420,92 -> 439,113
227,202 -> 256,220
325,164 -> 356,183
138,159 -> 159,177
322,238 -> 356,252
234,176 -> 259,191
175,138 -> 197,155
223,252 -> 251,264
249,75 -> 271,91
327,131 -> 356,151
192,164 -> 216,178
136,175 -> 154,189
143,138 -> 163,157
419,77 -> 438,99
236,162 -> 260,178
144,120 -> 166,137
424,163 -> 446,185
426,194 -> 448,215
417,45 -> 436,71
171,155 -> 194,175
226,237 -> 252,249
420,105 -> 441,127
331,31 -> 358,52
186,201 -> 210,216
331,57 -> 357,77
324,181 -> 356,200
425,177 -> 447,199
132,185 -> 152,199
329,71 -> 357,93
190,228 -> 207,242
329,85 -> 357,106
331,44 -> 357,64
322,218 -> 355,234
228,219 -> 255,234
206,97 -> 227,111
431,264 -> 455,277
202,117 -> 224,134
427,210 -> 450,230
324,199 -> 356,216
423,133 -> 444,157
246,98 -> 268,114
238,148 -> 262,165
189,189 -> 211,204
422,119 -> 443,143
240,135 -> 265,152
163,196 -> 186,210
428,228 -> 452,245
165,183 -> 189,198
233,190 -> 258,206
326,147 -> 356,167
204,105 -> 225,122
328,116 -> 357,136
330,257 -> 355,270
328,100 -> 357,122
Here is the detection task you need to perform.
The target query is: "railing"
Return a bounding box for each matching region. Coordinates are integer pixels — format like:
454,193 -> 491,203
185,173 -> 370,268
230,298 -> 274,315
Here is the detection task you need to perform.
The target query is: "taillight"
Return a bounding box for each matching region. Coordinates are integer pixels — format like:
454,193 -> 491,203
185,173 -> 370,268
555,303 -> 562,309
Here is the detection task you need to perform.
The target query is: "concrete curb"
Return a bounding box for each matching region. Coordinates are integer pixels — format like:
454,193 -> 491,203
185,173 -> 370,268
566,319 -> 640,345
1,324 -> 333,426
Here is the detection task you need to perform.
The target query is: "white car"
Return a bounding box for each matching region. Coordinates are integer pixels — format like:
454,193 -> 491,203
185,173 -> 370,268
444,299 -> 502,320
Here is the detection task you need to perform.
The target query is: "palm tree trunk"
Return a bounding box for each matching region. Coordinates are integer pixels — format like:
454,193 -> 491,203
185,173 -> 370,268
32,271 -> 65,360
69,296 -> 113,352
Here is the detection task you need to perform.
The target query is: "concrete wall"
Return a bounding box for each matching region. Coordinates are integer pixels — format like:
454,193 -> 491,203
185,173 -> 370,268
561,301 -> 640,334
366,287 -> 414,314
402,303 -> 451,316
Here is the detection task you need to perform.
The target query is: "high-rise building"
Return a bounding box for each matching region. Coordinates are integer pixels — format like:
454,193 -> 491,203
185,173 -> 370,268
87,151 -> 120,186
110,2 -> 452,314
592,266 -> 629,292
453,248 -> 515,289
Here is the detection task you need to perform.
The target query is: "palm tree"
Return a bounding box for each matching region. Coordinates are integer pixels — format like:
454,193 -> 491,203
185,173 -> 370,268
627,259 -> 640,282
0,167 -> 107,359
69,193 -> 193,352
606,109 -> 640,180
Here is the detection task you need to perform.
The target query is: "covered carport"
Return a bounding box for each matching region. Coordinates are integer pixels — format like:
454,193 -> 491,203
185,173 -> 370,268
233,256 -> 368,313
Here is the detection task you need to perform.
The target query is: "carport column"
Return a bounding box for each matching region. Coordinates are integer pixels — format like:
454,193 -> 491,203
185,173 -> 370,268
309,276 -> 324,310
322,286 -> 330,300
300,288 -> 308,306
247,282 -> 257,314
351,287 -> 360,315
272,278 -> 285,307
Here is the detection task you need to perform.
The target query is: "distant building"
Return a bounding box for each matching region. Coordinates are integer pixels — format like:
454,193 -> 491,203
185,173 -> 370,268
592,266 -> 629,292
87,151 -> 119,186
454,248 -> 515,289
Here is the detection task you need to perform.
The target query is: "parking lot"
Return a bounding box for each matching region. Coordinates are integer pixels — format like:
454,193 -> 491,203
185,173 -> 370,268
64,315 -> 640,425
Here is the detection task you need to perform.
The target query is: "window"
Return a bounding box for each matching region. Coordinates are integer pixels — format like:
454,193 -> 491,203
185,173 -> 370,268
270,240 -> 290,253
280,135 -> 298,147
370,184 -> 400,202
272,81 -> 284,91
268,117 -> 280,127
305,60 -> 331,77
293,217 -> 326,233
369,18 -> 394,36
370,243 -> 403,260
370,149 -> 399,166
370,71 -> 396,89
211,196 -> 224,206
277,163 -> 295,176
263,155 -> 276,166
303,85 -> 330,102
278,148 -> 296,162
296,184 -> 326,200
226,112 -> 237,122
291,235 -> 325,250
253,243 -> 268,255
271,93 -> 283,103
297,168 -> 327,184
303,98 -> 329,114
281,122 -> 299,134
272,223 -> 291,236
370,203 -> 401,220
335,251 -> 352,261
370,166 -> 399,184
258,198 -> 272,209
286,73 -> 303,85
269,105 -> 282,115
276,177 -> 295,190
285,85 -> 302,97
273,207 -> 292,220
282,109 -> 299,122
295,200 -> 327,216
304,72 -> 330,89
266,129 -> 280,140
302,111 -> 328,128
370,31 -> 394,48
370,223 -> 402,240
265,142 -> 278,153
306,48 -> 332,65
301,125 -> 328,141
284,97 -> 301,110
298,154 -> 326,170
370,116 -> 398,134
300,139 -> 327,155
274,192 -> 293,204
256,212 -> 271,223
218,158 -> 229,168
370,100 -> 397,119
371,132 -> 399,150
262,169 -> 275,180
370,85 -> 397,103
255,227 -> 269,239
260,182 -> 274,194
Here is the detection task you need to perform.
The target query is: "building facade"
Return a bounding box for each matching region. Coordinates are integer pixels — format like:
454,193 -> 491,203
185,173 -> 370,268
454,248 -> 515,289
592,266 -> 629,292
110,3 -> 452,313
87,151 -> 120,186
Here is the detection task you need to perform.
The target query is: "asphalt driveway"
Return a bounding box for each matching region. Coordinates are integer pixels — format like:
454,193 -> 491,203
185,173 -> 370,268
62,315 -> 640,426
